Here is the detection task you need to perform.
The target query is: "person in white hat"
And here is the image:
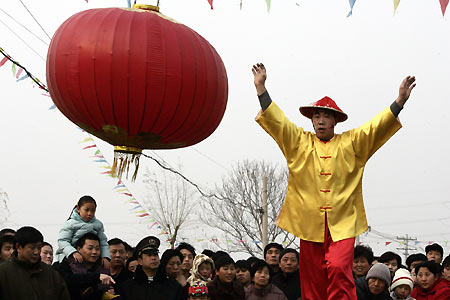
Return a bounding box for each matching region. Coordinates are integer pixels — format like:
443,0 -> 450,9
390,268 -> 415,300
252,63 -> 416,300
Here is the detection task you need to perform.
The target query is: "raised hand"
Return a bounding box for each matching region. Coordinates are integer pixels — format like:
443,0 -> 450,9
396,76 -> 416,107
252,63 -> 267,96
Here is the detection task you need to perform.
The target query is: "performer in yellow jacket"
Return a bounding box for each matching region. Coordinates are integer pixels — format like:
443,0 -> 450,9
252,63 -> 416,300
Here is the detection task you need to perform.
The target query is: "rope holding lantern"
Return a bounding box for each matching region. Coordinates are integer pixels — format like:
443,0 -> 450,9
47,3 -> 229,181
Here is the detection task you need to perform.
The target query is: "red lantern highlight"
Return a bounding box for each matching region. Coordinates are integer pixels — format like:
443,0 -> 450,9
47,5 -> 228,180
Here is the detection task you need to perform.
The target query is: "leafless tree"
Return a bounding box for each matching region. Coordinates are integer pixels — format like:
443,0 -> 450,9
201,160 -> 298,256
142,168 -> 196,249
0,188 -> 10,226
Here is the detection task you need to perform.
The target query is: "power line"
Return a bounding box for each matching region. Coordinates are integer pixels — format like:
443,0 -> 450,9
0,18 -> 45,61
142,152 -> 221,199
396,234 -> 417,260
372,217 -> 449,227
368,200 -> 450,210
191,147 -> 230,172
0,46 -> 48,90
17,0 -> 51,41
0,8 -> 48,46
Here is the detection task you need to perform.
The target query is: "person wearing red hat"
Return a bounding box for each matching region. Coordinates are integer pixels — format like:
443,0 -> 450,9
251,63 -> 416,300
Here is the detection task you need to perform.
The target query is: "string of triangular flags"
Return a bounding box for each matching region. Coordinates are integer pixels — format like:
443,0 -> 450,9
0,47 -> 48,91
203,0 -> 449,16
358,240 -> 450,247
0,45 -> 173,236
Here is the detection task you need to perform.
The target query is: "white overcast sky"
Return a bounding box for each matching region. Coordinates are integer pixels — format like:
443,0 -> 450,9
0,0 -> 449,260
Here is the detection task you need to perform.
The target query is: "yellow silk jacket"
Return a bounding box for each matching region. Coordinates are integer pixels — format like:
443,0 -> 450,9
256,101 -> 402,242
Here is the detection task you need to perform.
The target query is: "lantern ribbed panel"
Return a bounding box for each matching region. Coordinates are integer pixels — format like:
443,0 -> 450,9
47,7 -> 228,149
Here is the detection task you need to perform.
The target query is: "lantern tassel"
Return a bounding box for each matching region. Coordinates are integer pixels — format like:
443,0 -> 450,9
111,146 -> 142,182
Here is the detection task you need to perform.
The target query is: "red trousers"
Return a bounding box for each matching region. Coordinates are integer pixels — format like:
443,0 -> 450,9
299,218 -> 357,300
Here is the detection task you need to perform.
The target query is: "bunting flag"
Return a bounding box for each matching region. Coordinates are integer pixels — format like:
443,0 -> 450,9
127,0 -> 131,8
385,242 -> 392,246
208,0 -> 213,9
393,0 -> 401,14
347,0 -> 356,17
82,145 -> 96,150
440,0 -> 449,16
0,47 -> 48,91
265,0 -> 271,12
0,57 -> 8,67
16,74 -> 29,82
15,67 -> 24,79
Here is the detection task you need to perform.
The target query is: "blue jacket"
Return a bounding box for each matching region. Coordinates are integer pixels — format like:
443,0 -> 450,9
56,208 -> 110,262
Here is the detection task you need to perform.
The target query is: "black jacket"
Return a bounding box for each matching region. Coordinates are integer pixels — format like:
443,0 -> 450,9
0,256 -> 70,300
271,270 -> 301,300
207,277 -> 245,300
57,258 -> 107,300
111,267 -> 133,296
120,265 -> 184,300
355,277 -> 393,300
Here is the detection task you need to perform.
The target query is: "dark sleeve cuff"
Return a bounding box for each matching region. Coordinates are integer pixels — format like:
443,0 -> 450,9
390,101 -> 402,118
258,90 -> 272,112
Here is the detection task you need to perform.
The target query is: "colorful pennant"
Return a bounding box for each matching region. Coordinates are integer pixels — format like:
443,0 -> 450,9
265,0 -> 271,12
393,0 -> 401,14
347,0 -> 357,17
440,0 -> 449,16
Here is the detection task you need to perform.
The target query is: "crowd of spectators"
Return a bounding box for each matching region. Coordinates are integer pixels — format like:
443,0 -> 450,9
0,195 -> 449,299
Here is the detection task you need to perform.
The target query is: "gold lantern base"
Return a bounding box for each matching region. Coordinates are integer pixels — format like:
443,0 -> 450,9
111,146 -> 142,182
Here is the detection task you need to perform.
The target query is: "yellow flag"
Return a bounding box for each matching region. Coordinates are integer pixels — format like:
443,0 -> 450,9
393,0 -> 400,14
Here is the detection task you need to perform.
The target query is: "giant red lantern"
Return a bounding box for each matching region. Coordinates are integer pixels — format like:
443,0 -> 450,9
47,4 -> 228,180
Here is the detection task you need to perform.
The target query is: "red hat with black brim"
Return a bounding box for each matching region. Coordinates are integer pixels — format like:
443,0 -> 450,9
299,96 -> 348,123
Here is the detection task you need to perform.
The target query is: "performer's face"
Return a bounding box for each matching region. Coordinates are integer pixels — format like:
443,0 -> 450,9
312,109 -> 336,140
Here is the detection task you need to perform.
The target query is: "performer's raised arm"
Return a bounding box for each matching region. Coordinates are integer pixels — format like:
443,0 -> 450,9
252,63 -> 271,111
391,76 -> 416,117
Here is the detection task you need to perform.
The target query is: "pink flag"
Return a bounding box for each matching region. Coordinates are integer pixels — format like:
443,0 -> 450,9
15,67 -> 24,79
440,0 -> 449,16
0,57 -> 8,67
208,0 -> 213,9
82,145 -> 96,150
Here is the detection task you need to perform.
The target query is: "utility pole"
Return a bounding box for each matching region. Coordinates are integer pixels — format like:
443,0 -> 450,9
262,176 -> 268,253
396,234 -> 417,261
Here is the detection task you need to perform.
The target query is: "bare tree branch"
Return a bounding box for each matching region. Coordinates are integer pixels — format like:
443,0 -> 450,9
0,188 -> 10,226
141,167 -> 196,248
201,160 -> 299,256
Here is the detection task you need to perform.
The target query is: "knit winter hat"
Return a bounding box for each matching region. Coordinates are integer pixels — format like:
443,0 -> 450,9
391,268 -> 413,291
366,263 -> 391,286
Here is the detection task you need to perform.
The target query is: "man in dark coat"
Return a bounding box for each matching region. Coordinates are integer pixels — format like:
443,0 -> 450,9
0,226 -> 70,300
108,238 -> 133,294
120,236 -> 184,300
272,248 -> 301,300
57,232 -> 115,300
355,263 -> 393,300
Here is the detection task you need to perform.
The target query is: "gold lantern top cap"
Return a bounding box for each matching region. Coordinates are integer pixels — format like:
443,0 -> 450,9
132,4 -> 160,12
